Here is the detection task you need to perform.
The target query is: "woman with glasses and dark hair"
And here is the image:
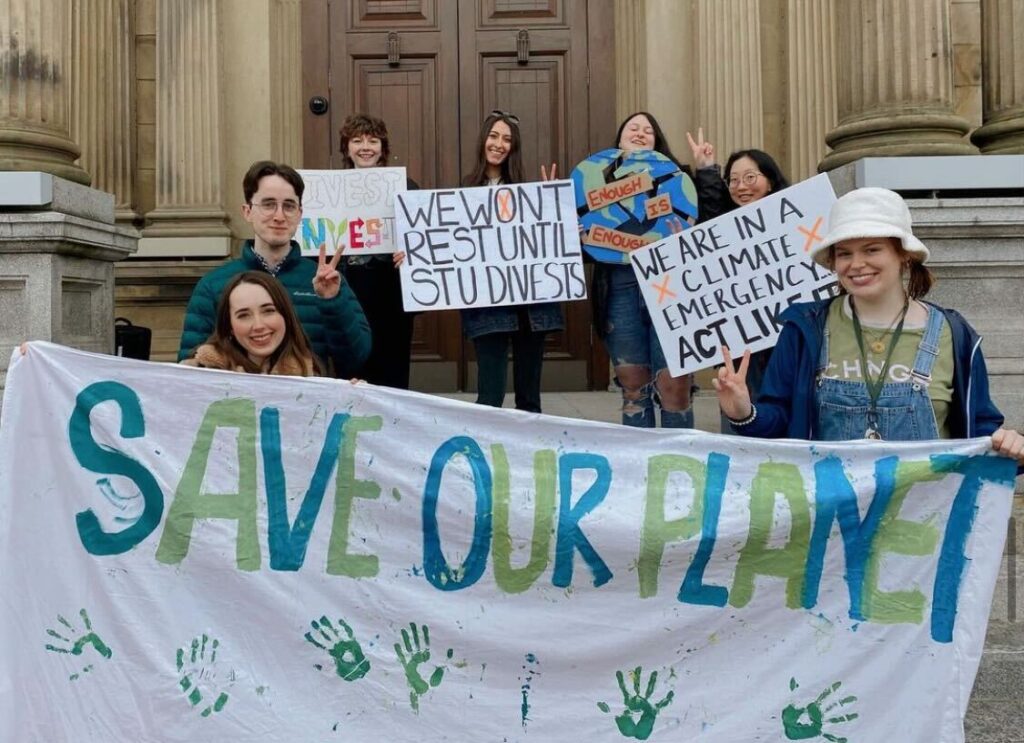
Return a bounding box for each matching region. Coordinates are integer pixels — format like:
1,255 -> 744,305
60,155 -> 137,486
686,131 -> 792,432
591,112 -> 727,430
459,110 -> 562,412
337,113 -> 419,389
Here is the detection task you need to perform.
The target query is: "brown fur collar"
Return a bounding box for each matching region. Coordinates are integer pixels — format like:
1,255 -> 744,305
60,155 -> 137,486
182,343 -> 315,376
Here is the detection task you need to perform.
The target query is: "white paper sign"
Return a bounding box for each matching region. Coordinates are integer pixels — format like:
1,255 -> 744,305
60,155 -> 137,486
0,343 -> 1015,742
396,180 -> 585,311
632,173 -> 839,376
297,167 -> 407,256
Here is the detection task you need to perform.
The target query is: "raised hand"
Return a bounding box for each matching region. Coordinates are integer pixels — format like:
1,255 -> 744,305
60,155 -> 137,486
313,242 -> 343,299
540,163 -> 558,181
666,215 -> 685,235
712,345 -> 753,422
597,666 -> 674,740
685,127 -> 716,169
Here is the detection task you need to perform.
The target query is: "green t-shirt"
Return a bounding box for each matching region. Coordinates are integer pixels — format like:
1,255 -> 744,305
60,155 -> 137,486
822,297 -> 955,437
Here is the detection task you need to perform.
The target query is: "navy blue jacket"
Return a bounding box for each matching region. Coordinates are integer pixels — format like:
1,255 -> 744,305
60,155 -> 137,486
738,298 -> 1006,443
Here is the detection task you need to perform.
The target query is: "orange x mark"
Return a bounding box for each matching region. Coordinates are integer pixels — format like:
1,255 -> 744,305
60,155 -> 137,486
798,216 -> 824,252
652,275 -> 676,304
497,191 -> 514,221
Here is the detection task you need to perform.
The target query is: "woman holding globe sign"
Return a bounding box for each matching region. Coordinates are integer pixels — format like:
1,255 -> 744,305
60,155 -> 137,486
576,112 -> 726,429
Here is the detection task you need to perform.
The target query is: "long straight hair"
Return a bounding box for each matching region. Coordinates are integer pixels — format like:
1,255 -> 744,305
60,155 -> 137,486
463,111 -> 524,187
207,271 -> 322,375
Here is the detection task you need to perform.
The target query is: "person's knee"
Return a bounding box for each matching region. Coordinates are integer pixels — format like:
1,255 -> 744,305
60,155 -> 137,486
655,370 -> 691,411
616,365 -> 651,400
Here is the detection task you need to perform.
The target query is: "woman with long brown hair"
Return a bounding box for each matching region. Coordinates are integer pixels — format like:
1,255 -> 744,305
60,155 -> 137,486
181,271 -> 322,376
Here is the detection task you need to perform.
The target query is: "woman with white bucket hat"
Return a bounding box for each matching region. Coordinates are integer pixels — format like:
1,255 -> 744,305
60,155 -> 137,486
713,187 -> 1024,466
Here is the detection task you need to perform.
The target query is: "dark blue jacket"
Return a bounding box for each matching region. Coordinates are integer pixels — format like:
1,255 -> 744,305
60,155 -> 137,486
738,298 -> 1006,443
177,241 -> 371,377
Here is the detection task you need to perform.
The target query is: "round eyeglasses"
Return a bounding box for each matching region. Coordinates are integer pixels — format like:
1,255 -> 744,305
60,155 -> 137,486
250,199 -> 300,217
727,172 -> 764,189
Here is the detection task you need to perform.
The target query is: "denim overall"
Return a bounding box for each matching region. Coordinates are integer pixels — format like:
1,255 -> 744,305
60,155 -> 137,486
814,304 -> 945,441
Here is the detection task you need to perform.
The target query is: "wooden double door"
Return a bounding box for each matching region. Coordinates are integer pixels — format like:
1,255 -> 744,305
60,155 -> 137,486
302,0 -> 614,391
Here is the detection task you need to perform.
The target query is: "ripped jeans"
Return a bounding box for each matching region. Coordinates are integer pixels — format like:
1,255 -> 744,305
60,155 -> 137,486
602,266 -> 694,428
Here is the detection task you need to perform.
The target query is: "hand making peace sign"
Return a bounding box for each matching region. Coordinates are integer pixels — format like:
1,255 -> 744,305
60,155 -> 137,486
313,243 -> 344,300
712,345 -> 753,421
686,127 -> 716,169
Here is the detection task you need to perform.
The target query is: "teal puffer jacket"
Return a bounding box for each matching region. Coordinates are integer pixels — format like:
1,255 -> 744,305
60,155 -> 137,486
177,241 -> 371,378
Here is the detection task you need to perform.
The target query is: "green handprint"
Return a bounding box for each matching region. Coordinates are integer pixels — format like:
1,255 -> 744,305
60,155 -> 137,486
44,608 -> 113,681
175,634 -> 231,717
304,615 -> 370,681
597,666 -> 674,740
782,677 -> 859,742
393,622 -> 453,712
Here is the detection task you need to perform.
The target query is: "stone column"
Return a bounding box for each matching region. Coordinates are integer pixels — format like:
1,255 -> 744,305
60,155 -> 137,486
971,0 -> 1024,153
787,0 -> 838,180
615,0 -> 647,122
269,0 -> 303,165
820,0 -> 978,170
142,0 -> 230,248
697,0 -> 764,159
70,0 -> 138,222
0,0 -> 90,184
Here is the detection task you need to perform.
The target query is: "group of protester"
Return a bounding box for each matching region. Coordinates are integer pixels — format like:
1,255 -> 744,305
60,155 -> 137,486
165,109 -> 1024,468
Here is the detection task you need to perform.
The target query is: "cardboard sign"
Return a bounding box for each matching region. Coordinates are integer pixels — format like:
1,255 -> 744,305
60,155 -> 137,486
632,173 -> 840,376
297,167 -> 407,256
570,148 -> 698,265
395,180 -> 585,311
0,342 -> 1014,742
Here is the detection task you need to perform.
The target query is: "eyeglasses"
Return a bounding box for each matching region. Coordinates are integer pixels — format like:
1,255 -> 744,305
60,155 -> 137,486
727,172 -> 764,189
489,109 -> 520,126
250,199 -> 300,217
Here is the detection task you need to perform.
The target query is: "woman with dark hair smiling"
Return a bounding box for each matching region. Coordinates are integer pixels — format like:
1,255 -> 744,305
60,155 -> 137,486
686,131 -> 792,431
590,111 -> 724,430
459,110 -> 561,413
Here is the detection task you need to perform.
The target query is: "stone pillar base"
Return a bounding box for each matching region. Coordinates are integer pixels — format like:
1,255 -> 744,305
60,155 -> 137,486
820,113 -> 978,171
0,173 -> 138,397
972,116 -> 1024,154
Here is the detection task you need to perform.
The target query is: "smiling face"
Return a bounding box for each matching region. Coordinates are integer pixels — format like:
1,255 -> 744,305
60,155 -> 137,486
347,134 -> 384,168
484,120 -> 513,170
726,155 -> 772,206
618,114 -> 655,152
242,174 -> 302,253
228,281 -> 286,364
831,237 -> 905,302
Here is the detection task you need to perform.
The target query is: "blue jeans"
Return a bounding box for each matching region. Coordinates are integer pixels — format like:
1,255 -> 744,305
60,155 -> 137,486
602,266 -> 694,429
814,304 -> 944,441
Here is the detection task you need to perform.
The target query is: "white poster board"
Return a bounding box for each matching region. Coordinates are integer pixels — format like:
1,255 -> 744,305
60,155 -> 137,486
632,173 -> 839,376
395,180 -> 585,311
297,167 -> 407,256
0,343 -> 1016,742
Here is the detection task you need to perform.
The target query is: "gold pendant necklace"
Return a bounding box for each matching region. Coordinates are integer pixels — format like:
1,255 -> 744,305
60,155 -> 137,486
856,297 -> 910,355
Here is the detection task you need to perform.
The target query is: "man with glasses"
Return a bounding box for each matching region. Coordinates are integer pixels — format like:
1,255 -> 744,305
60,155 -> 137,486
177,160 -> 370,376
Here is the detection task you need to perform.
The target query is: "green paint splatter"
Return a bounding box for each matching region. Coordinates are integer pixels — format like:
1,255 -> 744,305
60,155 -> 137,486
304,616 -> 370,681
175,633 -> 231,717
782,677 -> 858,741
597,666 -> 674,740
393,622 -> 453,712
44,608 -> 112,682
519,653 -> 540,728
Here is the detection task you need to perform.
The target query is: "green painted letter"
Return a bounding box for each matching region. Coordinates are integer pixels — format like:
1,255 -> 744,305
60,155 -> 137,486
638,455 -> 704,598
327,416 -> 383,577
491,445 -> 555,593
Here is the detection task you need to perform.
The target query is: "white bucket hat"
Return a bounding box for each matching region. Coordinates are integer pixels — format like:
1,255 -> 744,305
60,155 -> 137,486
810,187 -> 929,267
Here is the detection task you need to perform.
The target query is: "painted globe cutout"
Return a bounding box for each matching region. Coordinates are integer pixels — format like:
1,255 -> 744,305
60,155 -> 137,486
570,148 -> 698,264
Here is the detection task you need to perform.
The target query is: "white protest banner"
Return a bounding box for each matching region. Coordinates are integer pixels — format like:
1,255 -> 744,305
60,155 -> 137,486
297,167 -> 407,257
395,180 -> 585,311
632,173 -> 839,376
1,343 -> 1016,742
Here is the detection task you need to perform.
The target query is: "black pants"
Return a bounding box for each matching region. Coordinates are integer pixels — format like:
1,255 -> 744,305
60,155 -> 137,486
473,325 -> 547,413
345,260 -> 414,389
